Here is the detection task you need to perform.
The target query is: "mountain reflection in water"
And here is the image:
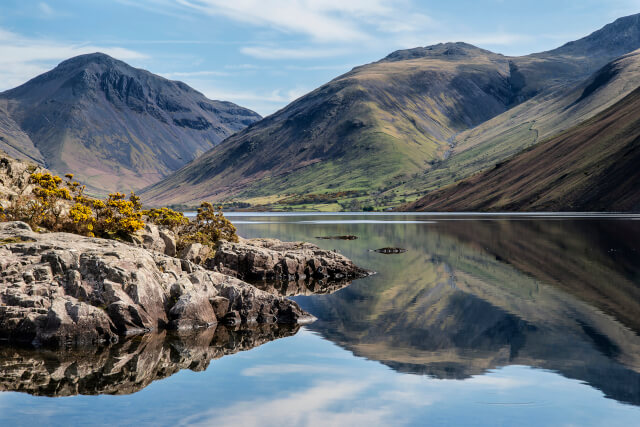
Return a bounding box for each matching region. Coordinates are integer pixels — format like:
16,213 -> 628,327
257,217 -> 640,407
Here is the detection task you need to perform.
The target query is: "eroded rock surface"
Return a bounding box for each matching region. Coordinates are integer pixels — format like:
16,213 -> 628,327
0,222 -> 314,347
0,153 -> 47,208
210,238 -> 371,284
0,324 -> 298,396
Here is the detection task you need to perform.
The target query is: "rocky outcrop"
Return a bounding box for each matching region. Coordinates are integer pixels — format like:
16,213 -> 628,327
0,221 -> 314,347
131,223 -> 177,257
209,238 -> 371,283
0,153 -> 46,208
0,324 -> 298,396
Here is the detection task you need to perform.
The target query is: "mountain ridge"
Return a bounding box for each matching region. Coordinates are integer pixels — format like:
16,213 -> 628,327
141,14 -> 640,209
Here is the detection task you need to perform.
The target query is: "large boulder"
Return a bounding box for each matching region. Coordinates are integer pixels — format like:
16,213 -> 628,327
131,223 -> 177,257
0,222 -> 314,347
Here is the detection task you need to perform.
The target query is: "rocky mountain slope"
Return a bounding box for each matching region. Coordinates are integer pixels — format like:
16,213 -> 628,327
141,14 -> 640,208
405,84 -> 640,212
0,53 -> 261,195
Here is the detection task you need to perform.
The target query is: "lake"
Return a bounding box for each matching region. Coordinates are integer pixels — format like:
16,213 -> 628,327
1,213 -> 640,426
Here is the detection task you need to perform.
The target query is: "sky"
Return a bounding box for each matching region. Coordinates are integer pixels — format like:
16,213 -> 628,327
0,0 -> 639,116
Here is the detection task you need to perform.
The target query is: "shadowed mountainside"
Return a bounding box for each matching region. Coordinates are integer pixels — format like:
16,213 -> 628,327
405,83 -> 640,212
141,14 -> 640,208
0,53 -> 261,195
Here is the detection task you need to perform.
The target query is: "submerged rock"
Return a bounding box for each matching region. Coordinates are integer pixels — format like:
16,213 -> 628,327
373,247 -> 408,254
315,235 -> 358,240
0,222 -> 314,347
209,237 -> 371,283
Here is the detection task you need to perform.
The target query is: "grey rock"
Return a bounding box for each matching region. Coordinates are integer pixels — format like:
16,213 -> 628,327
211,238 -> 371,283
0,154 -> 47,209
159,229 -> 177,257
0,221 -> 314,347
179,242 -> 212,265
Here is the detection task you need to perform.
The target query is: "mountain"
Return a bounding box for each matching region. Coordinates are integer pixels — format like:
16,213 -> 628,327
141,14 -> 640,208
405,84 -> 640,212
391,48 -> 640,203
0,53 -> 261,195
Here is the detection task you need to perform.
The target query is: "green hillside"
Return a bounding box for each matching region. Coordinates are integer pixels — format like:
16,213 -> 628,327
406,84 -> 640,211
141,14 -> 640,211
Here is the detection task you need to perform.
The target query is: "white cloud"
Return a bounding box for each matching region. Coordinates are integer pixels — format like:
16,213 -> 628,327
121,1 -> 535,61
178,380 -> 392,427
174,0 -> 396,42
38,2 -> 55,17
0,28 -> 147,91
208,86 -> 311,115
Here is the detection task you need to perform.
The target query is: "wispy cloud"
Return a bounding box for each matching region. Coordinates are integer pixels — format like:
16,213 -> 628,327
0,28 -> 147,91
38,2 -> 55,17
179,380 -> 391,427
173,0 -> 395,42
208,85 -> 310,111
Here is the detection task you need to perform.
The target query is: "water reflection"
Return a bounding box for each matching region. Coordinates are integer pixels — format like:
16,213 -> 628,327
249,277 -> 355,296
233,216 -> 640,407
2,214 -> 640,425
0,324 -> 298,397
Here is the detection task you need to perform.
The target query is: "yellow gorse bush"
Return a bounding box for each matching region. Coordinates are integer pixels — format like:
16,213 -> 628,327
177,202 -> 238,251
142,207 -> 189,231
1,171 -> 238,248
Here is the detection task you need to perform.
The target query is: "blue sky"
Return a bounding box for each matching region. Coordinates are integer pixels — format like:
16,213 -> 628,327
0,0 -> 638,115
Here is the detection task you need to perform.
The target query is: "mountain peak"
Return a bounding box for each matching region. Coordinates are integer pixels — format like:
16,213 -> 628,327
56,52 -> 123,69
545,13 -> 640,58
381,42 -> 496,62
0,53 -> 261,195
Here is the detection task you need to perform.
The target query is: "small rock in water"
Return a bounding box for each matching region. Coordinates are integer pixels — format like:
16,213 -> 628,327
373,247 -> 408,254
315,235 -> 358,240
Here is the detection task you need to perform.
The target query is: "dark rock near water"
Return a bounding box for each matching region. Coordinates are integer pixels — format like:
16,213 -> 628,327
0,222 -> 314,347
315,235 -> 358,240
373,247 -> 408,254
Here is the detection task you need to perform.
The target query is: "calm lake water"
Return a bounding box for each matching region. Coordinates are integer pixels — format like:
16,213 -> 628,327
2,213 -> 640,426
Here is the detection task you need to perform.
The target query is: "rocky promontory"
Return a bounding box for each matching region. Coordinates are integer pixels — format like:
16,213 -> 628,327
210,238 -> 371,283
0,221 -> 316,347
